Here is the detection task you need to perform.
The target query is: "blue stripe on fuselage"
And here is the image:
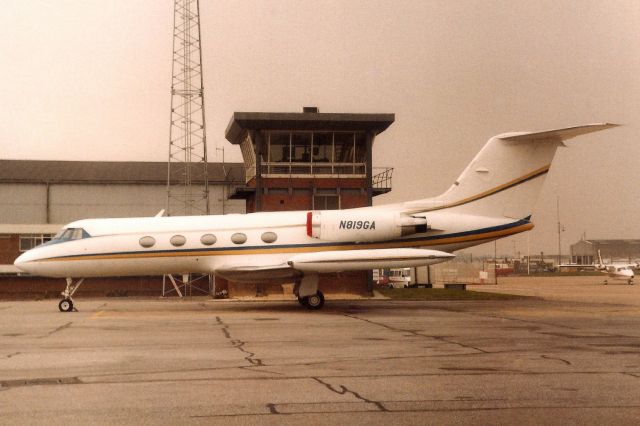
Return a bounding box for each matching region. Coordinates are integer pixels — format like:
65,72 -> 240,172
39,217 -> 532,261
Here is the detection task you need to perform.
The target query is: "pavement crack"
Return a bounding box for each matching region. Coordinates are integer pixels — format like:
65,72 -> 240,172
216,316 -> 231,338
266,403 -> 279,414
39,321 -> 72,338
0,376 -> 82,388
221,327 -> 231,339
344,313 -> 488,354
430,306 -> 579,331
541,355 -> 572,366
312,377 -> 387,411
238,366 -> 284,376
231,339 -> 264,366
216,316 -> 264,367
2,351 -> 20,359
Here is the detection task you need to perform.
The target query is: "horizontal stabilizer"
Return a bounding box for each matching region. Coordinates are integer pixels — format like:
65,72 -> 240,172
497,123 -> 619,143
405,122 -> 618,219
288,248 -> 454,272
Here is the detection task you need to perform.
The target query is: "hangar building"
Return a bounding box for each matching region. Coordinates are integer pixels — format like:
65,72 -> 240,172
570,238 -> 640,264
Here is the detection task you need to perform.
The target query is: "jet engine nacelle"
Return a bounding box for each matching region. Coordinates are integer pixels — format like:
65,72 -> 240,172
306,210 -> 428,242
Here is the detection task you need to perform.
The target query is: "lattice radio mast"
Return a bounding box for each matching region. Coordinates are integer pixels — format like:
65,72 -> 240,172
166,0 -> 209,216
163,0 -> 211,297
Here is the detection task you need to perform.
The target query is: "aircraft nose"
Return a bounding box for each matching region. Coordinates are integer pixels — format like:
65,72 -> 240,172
14,252 -> 26,268
14,250 -> 36,273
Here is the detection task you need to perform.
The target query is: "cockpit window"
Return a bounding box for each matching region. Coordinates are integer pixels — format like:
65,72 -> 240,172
48,228 -> 91,244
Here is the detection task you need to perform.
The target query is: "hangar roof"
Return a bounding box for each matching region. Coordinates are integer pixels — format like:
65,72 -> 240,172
576,239 -> 640,245
0,160 -> 245,185
225,111 -> 395,144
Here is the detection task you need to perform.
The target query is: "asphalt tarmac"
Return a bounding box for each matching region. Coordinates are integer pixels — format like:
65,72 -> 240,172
1,277 -> 640,425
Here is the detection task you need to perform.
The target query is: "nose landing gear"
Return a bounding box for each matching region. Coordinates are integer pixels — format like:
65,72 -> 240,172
59,298 -> 74,312
58,278 -> 84,312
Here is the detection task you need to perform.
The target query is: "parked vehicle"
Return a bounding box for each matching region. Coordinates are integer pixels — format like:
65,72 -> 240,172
375,268 -> 411,288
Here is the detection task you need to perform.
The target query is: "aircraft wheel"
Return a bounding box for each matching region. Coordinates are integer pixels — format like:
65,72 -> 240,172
58,298 -> 73,312
304,291 -> 324,310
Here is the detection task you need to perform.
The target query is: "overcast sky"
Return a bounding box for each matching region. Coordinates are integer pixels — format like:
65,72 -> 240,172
1,0 -> 638,257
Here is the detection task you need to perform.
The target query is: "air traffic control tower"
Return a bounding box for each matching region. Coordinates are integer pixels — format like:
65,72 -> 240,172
224,107 -> 395,296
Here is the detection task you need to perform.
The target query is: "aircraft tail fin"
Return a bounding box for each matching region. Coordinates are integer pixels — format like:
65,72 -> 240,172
412,123 -> 617,219
597,249 -> 604,269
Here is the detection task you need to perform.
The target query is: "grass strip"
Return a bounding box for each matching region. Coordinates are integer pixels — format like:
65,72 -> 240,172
378,287 -> 527,301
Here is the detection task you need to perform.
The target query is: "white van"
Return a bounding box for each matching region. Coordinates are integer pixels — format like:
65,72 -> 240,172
376,268 -> 411,288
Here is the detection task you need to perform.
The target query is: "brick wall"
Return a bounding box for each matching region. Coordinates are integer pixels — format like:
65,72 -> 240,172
0,276 -> 165,300
0,235 -> 20,265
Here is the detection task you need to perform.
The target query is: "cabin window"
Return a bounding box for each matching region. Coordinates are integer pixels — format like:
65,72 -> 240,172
139,236 -> 156,248
170,235 -> 186,247
261,232 -> 277,243
231,233 -> 247,244
200,234 -> 217,246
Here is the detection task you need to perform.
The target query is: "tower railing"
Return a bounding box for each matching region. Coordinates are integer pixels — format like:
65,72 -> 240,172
372,167 -> 393,191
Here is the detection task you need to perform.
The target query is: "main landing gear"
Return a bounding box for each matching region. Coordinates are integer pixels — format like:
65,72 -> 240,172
297,291 -> 325,310
294,274 -> 325,310
58,277 -> 84,312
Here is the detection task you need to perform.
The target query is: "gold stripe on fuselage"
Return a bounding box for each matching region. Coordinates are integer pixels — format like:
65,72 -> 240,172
42,222 -> 534,263
425,164 -> 550,212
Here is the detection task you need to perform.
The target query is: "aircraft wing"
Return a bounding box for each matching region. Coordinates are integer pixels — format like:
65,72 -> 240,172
214,248 -> 454,282
214,263 -> 302,284
288,248 -> 454,272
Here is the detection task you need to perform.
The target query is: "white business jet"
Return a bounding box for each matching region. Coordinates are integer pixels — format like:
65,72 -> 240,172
595,250 -> 636,285
14,123 -> 617,311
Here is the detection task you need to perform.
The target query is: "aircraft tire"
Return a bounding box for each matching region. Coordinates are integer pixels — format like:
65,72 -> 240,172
58,298 -> 73,312
304,291 -> 324,310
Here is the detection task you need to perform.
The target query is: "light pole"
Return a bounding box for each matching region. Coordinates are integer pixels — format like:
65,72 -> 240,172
494,240 -> 498,285
216,146 -> 226,214
557,196 -> 565,267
